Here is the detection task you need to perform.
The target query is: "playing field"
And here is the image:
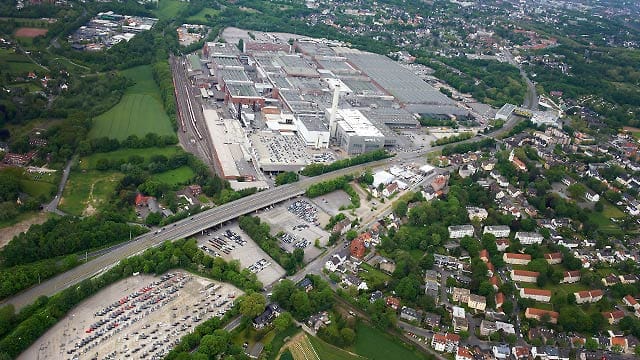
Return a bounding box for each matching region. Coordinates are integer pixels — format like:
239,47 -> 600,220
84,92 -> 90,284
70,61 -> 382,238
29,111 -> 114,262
14,27 -> 48,38
90,65 -> 175,140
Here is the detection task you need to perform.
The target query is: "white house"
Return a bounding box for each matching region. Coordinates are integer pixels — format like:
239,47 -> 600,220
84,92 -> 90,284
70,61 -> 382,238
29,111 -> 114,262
515,232 -> 544,245
448,225 -> 474,239
483,225 -> 510,238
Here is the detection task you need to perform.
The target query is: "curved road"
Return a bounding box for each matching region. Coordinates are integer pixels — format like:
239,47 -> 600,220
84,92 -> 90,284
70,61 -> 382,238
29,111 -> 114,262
1,114 -> 522,311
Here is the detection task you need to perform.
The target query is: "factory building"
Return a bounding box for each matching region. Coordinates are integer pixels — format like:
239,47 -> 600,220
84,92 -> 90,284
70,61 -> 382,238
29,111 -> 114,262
327,108 -> 385,155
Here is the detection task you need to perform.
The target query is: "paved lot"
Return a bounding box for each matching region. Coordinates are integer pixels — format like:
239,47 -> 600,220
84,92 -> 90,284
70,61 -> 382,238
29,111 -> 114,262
19,272 -> 242,360
195,223 -> 286,286
309,190 -> 352,216
257,199 -> 331,263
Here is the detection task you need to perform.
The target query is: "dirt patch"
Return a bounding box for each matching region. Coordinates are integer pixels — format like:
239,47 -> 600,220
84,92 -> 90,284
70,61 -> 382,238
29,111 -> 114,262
0,212 -> 49,249
14,27 -> 48,38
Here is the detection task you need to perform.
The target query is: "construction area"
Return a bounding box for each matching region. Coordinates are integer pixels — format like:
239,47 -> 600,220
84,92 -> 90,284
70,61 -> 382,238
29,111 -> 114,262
19,272 -> 242,360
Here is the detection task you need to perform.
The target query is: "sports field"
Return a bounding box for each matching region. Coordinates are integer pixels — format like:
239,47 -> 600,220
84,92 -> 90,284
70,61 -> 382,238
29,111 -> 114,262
90,65 -> 175,140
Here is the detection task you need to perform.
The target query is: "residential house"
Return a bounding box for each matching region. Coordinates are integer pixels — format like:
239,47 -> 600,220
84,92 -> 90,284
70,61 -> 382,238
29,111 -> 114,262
431,174 -> 449,192
479,249 -> 489,262
515,232 -> 544,245
602,310 -> 625,324
511,346 -> 530,360
525,308 -> 559,324
609,337 -> 628,352
370,290 -> 383,303
452,287 -> 471,303
520,288 -> 552,302
424,313 -> 441,329
574,290 -> 604,304
623,295 -> 640,310
531,346 -> 564,360
562,270 -> 581,284
503,253 -> 531,265
383,182 -> 399,197
431,333 -> 460,353
492,344 -> 511,359
349,236 -> 366,259
602,274 -> 621,287
325,253 -> 346,272
619,274 -> 638,284
456,346 -> 474,360
452,306 -> 468,332
484,225 -> 511,238
332,218 -> 352,235
480,320 -> 497,336
188,184 -> 202,196
496,321 -> 515,334
386,296 -> 400,310
468,294 -> 487,312
511,270 -> 539,283
253,303 -> 281,329
343,274 -> 368,291
496,239 -> 510,252
584,189 -> 600,202
448,225 -> 475,239
544,252 -> 563,265
400,306 -> 422,323
528,328 -> 555,343
495,292 -> 504,309
297,278 -> 313,292
467,206 -> 489,221
306,311 -> 330,332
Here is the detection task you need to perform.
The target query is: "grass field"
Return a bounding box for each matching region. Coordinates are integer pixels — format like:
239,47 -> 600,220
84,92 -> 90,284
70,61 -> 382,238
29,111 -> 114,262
150,166 -> 195,186
187,8 -> 219,22
154,0 -> 188,20
588,201 -> 624,235
19,179 -> 56,198
80,146 -> 184,170
268,325 -> 302,360
90,65 -> 174,140
353,324 -> 426,360
0,48 -> 42,75
307,335 -> 364,360
60,171 -> 123,216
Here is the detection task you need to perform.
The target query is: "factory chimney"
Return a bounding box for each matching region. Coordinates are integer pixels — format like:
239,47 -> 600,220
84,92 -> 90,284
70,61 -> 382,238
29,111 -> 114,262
329,85 -> 340,138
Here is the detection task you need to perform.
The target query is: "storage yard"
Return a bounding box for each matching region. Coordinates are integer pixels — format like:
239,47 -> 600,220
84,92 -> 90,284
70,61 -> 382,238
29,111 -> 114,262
19,273 -> 242,360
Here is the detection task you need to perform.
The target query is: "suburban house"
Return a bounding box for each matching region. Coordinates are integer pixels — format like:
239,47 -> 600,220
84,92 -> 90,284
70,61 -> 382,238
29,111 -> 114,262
400,306 -> 422,323
531,346 -> 566,360
525,308 -> 559,324
331,218 -> 352,235
503,253 -> 531,265
452,306 -> 468,332
609,337 -> 628,352
515,232 -> 544,245
512,346 -> 530,360
349,236 -> 367,259
496,239 -> 510,251
584,189 -> 600,202
511,270 -> 539,283
424,313 -> 441,329
544,252 -> 563,265
431,333 -> 460,353
324,253 -> 346,272
520,288 -> 552,302
455,346 -> 473,360
253,303 -> 281,329
562,270 -> 581,284
448,225 -> 475,239
602,310 -> 625,324
468,294 -> 487,312
342,274 -> 368,291
483,225 -> 511,238
495,292 -> 504,309
574,290 -> 604,304
452,287 -> 471,303
492,344 -> 511,359
467,206 -> 488,221
623,295 -> 640,310
386,296 -> 400,310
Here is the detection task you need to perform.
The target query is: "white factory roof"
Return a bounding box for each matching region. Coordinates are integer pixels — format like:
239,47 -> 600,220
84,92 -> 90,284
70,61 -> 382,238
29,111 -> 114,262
334,108 -> 384,138
203,109 -> 241,178
420,164 -> 435,173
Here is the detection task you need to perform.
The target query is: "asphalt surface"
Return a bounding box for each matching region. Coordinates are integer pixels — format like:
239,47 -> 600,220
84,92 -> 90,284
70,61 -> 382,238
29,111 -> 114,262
43,159 -> 71,216
1,104 -> 522,312
501,49 -> 538,110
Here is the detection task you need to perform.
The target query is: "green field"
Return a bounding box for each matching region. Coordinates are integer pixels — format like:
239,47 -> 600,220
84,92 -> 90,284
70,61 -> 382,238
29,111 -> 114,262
0,48 -> 42,75
60,171 -> 123,216
186,8 -> 219,22
90,65 -> 174,140
308,335 -> 364,360
353,324 -> 426,360
588,201 -> 624,234
19,179 -> 56,199
80,146 -> 184,170
154,0 -> 188,20
150,166 -> 195,186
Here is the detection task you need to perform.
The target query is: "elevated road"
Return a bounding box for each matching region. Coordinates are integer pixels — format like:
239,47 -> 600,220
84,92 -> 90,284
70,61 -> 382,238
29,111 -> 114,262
1,112 -> 521,311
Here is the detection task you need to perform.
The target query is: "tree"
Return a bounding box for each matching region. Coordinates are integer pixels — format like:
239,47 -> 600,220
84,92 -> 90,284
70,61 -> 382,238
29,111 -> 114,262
340,327 -> 356,345
240,293 -> 266,318
585,337 -> 598,351
273,311 -> 293,331
567,183 -> 586,199
395,276 -> 420,301
345,230 -> 357,241
395,200 -> 408,217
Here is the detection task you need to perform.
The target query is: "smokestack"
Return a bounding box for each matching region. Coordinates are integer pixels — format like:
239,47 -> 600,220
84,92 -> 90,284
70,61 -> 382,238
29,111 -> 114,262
329,85 -> 340,138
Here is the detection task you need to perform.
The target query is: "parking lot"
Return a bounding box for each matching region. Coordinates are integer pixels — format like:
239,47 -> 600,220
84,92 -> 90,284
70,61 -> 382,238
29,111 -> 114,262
257,199 -> 331,263
195,224 -> 286,286
19,272 -> 242,360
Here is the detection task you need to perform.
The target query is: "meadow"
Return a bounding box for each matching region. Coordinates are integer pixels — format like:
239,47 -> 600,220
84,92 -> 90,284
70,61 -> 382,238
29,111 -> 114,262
89,65 -> 175,140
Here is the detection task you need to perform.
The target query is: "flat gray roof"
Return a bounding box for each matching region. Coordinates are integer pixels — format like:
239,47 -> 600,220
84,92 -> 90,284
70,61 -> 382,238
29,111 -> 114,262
344,52 -> 457,106
298,114 -> 328,132
219,69 -> 250,83
227,83 -> 259,97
